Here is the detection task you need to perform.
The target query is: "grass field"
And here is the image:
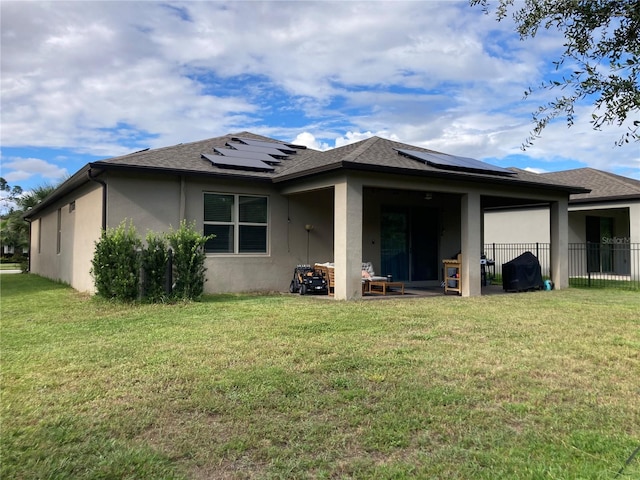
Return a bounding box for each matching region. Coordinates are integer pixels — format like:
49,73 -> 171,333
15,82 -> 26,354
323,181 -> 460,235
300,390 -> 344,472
1,274 -> 639,479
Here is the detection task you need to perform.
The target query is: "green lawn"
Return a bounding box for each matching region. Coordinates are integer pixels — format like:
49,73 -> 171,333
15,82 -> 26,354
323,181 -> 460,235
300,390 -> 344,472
2,274 -> 639,479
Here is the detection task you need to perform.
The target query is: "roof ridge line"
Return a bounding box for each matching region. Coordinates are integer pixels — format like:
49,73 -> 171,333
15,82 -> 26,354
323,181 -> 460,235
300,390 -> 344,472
591,168 -> 640,189
341,136 -> 382,162
576,167 -> 640,190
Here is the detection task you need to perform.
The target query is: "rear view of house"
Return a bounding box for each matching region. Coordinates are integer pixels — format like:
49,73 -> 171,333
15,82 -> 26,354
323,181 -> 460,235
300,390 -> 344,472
25,132 -> 587,299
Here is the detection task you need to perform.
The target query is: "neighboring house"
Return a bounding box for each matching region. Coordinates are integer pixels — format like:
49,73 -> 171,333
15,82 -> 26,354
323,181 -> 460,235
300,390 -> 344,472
485,167 -> 640,279
24,132 -> 587,299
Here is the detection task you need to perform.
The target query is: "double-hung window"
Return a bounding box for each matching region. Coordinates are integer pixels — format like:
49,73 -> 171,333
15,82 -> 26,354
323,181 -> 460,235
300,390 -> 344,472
204,193 -> 268,254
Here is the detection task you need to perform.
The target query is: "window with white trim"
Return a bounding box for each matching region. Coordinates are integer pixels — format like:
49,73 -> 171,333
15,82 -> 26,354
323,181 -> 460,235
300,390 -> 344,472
204,193 -> 268,254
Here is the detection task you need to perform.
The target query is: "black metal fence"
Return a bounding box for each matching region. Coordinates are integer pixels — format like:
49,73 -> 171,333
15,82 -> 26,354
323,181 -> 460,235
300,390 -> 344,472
568,242 -> 640,289
484,243 -> 551,280
484,242 -> 640,291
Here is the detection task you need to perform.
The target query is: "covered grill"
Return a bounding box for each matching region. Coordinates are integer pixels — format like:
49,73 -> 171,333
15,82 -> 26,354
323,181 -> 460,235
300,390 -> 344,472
502,251 -> 544,292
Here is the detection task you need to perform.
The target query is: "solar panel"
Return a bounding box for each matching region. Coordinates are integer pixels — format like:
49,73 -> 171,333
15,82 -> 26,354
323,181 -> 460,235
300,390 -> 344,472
202,153 -> 274,171
231,137 -> 300,154
226,142 -> 290,158
213,147 -> 281,164
395,148 -> 514,176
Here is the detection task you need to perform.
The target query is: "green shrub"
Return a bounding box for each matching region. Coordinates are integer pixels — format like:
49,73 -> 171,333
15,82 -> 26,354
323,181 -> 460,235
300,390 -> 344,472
4,254 -> 30,273
91,220 -> 212,303
141,232 -> 170,303
18,255 -> 29,273
91,221 -> 142,301
167,220 -> 212,301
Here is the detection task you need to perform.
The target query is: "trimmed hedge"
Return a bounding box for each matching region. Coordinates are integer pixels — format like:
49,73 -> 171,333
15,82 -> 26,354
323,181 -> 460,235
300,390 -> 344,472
92,220 -> 212,302
91,221 -> 141,301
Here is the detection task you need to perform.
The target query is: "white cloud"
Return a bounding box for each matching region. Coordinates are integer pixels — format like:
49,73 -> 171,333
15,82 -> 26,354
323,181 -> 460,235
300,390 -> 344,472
0,0 -> 637,184
334,130 -> 400,148
292,132 -> 331,151
1,158 -> 68,183
524,167 -> 547,174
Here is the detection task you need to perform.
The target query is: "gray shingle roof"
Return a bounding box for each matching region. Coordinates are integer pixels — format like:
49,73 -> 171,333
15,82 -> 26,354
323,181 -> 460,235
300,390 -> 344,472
540,168 -> 640,202
26,132 -> 593,220
92,132 -> 588,193
92,132 -> 295,181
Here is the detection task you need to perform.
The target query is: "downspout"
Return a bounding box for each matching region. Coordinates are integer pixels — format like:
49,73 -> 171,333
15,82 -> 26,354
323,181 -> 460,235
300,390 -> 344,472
180,176 -> 186,222
87,169 -> 107,230
25,217 -> 32,273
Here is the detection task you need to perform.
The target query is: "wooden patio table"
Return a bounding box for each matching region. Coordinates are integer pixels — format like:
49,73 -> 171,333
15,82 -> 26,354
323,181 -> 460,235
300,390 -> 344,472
367,280 -> 405,295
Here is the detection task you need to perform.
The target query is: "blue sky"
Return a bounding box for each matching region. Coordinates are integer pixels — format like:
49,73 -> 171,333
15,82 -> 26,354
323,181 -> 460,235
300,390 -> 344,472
1,0 -> 638,198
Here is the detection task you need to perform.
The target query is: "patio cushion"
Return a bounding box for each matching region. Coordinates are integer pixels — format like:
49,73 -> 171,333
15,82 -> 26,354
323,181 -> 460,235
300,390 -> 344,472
362,262 -> 387,282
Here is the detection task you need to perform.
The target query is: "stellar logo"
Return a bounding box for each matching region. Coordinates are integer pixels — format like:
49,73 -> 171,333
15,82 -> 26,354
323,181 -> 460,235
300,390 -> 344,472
602,236 -> 630,244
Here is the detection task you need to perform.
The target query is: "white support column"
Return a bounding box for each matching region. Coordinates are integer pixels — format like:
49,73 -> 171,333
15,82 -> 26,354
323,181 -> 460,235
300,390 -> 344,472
461,192 -> 482,297
630,203 -> 640,281
630,203 -> 640,244
550,198 -> 569,289
334,176 -> 363,300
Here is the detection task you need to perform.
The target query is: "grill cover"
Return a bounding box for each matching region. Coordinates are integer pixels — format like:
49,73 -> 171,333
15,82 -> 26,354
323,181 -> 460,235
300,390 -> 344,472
502,251 -> 544,292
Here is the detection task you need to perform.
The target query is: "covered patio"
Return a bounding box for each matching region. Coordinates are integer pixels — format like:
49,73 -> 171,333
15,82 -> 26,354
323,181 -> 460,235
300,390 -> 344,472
281,159 -> 582,300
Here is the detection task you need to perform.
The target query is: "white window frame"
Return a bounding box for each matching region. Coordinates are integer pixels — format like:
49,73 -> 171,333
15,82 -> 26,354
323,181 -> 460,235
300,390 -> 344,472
203,193 -> 269,255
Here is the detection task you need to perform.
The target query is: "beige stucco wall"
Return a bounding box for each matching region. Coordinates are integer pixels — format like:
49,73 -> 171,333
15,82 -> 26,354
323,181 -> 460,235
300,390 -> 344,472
632,202 -> 640,244
484,207 -> 550,244
29,182 -> 103,292
106,173 -> 183,234
485,201 -> 638,244
568,202 -> 638,242
286,189 -> 335,267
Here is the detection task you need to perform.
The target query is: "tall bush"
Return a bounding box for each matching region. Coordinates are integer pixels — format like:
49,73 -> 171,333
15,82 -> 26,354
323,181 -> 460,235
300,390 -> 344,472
91,221 -> 142,301
141,231 -> 170,303
167,220 -> 212,301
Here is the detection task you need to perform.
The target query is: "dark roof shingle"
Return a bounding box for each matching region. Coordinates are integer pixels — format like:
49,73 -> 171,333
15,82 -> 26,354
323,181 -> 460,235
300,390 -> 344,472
541,168 -> 640,202
92,132 -> 588,194
26,132 -> 593,220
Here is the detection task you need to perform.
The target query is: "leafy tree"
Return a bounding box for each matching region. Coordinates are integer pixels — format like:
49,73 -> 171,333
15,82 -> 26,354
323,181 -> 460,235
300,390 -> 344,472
17,184 -> 57,211
0,179 -> 56,257
472,0 -> 640,147
0,178 -> 23,214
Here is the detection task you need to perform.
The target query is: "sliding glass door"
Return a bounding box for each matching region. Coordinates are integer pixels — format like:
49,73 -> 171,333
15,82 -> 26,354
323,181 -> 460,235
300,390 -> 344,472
381,206 -> 439,282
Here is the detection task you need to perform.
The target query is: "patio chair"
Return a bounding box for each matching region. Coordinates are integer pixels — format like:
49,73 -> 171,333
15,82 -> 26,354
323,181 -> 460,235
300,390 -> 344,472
361,262 -> 388,282
361,262 -> 391,293
315,262 -> 392,296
